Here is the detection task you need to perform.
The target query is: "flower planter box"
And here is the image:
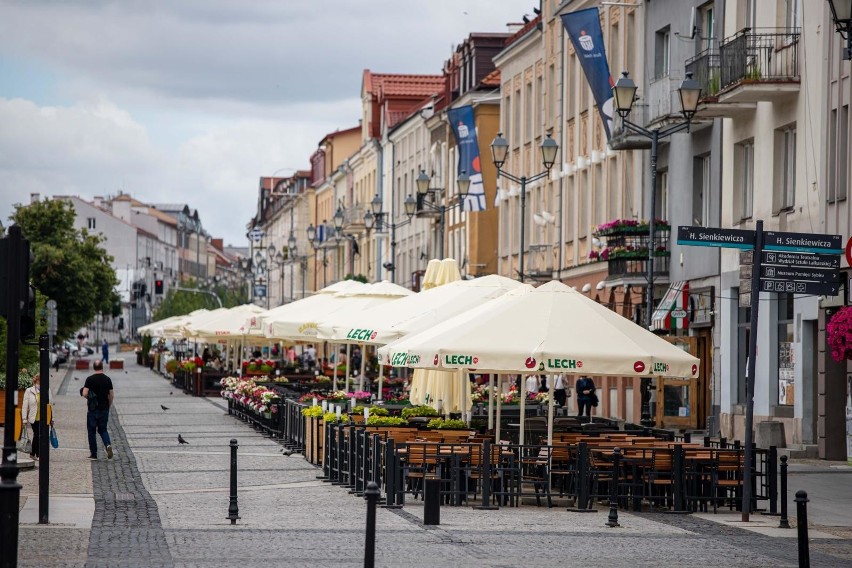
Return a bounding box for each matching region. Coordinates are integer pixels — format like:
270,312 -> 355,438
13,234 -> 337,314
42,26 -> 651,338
109,360 -> 124,370
75,359 -> 90,370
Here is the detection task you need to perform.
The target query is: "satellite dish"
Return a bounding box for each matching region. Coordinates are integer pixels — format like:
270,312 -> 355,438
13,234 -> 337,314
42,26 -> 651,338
533,213 -> 547,226
540,211 -> 555,223
581,283 -> 592,293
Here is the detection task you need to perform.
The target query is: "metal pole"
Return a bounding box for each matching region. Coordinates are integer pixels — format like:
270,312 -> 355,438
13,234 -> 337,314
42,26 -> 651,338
439,206 -> 445,261
364,481 -> 379,568
390,220 -> 397,284
606,447 -> 621,527
795,490 -> 810,567
519,176 -> 527,282
641,129 -> 660,428
226,439 -> 240,524
38,334 -> 50,525
779,455 -> 791,528
742,220 -> 764,522
1,225 -> 25,567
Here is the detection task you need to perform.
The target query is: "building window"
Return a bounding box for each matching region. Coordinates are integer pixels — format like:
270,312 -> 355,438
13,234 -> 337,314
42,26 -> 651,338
654,26 -> 671,79
514,89 -> 522,148
745,0 -> 757,28
737,300 -> 751,405
87,217 -> 96,230
566,178 -> 575,243
525,82 -> 533,142
656,170 -> 669,221
693,155 -> 712,226
700,3 -> 715,52
504,94 -> 512,143
773,125 -> 796,213
608,157 -> 619,221
735,140 -> 754,220
594,163 -> 604,225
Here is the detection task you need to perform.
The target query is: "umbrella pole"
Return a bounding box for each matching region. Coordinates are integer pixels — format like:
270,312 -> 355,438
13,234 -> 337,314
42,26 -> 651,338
487,374 -> 494,432
519,374 -> 527,447
496,376 -> 502,443
359,344 -> 366,392
345,344 -> 352,392
377,363 -> 384,401
547,381 -> 555,446
333,343 -> 339,391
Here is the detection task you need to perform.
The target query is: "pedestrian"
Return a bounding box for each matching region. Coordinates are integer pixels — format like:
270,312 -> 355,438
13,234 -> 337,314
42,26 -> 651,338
101,339 -> 109,364
305,344 -> 317,368
82,360 -> 114,460
551,373 -> 568,407
350,347 -> 362,375
575,375 -> 597,420
525,374 -> 539,394
21,372 -> 53,461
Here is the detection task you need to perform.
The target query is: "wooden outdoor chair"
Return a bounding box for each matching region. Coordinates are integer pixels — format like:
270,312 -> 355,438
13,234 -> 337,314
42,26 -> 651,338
401,443 -> 441,500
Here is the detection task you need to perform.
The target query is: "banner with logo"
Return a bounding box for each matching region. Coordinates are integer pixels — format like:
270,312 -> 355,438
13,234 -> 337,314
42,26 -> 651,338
447,105 -> 485,212
561,8 -> 615,139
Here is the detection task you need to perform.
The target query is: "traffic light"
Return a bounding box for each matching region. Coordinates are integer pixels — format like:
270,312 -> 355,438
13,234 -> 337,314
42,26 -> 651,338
155,279 -> 164,295
20,285 -> 36,339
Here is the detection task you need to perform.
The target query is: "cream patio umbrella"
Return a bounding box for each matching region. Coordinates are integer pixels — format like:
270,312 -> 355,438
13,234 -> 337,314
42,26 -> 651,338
264,280 -> 412,390
383,281 -> 699,444
185,304 -> 267,340
137,314 -> 189,337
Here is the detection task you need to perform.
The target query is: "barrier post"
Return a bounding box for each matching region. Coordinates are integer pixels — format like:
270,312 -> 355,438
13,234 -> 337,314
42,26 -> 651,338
606,447 -> 621,527
795,490 -> 810,567
226,439 -> 240,524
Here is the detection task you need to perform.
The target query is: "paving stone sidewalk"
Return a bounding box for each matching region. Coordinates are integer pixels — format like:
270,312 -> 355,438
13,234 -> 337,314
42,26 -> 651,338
10,355 -> 852,567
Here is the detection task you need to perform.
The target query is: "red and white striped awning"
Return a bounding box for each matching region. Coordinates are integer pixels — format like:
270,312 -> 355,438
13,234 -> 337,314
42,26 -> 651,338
652,281 -> 689,332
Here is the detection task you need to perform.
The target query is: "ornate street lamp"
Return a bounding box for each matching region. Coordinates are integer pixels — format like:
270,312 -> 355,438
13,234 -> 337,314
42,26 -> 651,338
828,0 -> 852,60
490,132 -> 559,282
612,70 -> 700,428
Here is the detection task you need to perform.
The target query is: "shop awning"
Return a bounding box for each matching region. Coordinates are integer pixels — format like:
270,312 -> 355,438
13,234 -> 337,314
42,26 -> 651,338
651,281 -> 689,332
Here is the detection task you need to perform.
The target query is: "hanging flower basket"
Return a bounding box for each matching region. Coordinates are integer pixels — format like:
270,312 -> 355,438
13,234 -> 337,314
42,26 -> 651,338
827,306 -> 852,361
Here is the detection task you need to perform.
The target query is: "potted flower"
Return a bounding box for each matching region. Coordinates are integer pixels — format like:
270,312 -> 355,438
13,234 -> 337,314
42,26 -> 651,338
401,405 -> 439,420
827,306 -> 852,361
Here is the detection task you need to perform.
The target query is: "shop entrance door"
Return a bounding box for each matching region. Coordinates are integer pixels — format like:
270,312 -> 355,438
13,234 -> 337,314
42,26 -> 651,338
656,336 -> 700,429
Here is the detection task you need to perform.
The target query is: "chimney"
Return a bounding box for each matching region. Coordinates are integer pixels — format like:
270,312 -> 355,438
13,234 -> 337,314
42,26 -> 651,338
30,193 -> 40,204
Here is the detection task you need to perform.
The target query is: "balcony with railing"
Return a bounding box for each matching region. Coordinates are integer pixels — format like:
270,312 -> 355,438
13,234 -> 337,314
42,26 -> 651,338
685,28 -> 799,110
591,220 -> 670,284
342,203 -> 367,233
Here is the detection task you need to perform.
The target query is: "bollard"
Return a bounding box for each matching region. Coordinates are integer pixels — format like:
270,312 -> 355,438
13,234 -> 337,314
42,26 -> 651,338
766,446 -> 779,515
567,442 -> 596,512
423,478 -> 441,525
606,447 -> 621,527
779,455 -> 790,528
684,432 -> 692,444
474,439 -> 499,510
795,490 -> 810,567
364,481 -> 380,568
226,439 -> 241,524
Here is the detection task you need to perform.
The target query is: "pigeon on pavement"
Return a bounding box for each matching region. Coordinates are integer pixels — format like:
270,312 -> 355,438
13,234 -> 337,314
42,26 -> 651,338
161,405 -> 169,411
281,448 -> 294,456
170,392 -> 173,395
178,434 -> 189,445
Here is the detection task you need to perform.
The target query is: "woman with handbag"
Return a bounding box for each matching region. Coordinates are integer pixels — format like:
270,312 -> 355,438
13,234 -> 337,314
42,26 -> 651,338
21,373 -> 53,461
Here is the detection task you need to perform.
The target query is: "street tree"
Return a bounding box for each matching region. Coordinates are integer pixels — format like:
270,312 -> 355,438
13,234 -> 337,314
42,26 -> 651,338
11,199 -> 119,340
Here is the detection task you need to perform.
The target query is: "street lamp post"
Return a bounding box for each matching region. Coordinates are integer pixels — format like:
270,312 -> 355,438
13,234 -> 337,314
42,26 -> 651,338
363,194 -> 417,283
490,132 -> 559,281
287,231 -> 298,301
306,222 -> 330,288
415,170 -> 472,259
828,0 -> 852,60
612,70 -> 701,427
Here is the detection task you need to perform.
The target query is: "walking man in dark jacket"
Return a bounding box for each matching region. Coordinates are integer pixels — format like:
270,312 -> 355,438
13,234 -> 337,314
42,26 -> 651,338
82,360 -> 114,460
575,376 -> 596,421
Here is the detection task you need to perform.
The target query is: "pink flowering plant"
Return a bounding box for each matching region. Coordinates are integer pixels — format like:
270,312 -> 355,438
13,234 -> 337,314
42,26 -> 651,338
827,306 -> 852,361
593,218 -> 671,236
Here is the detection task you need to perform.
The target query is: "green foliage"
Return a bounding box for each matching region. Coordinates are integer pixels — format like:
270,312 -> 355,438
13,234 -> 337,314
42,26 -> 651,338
401,405 -> 439,419
365,415 -> 406,426
11,200 -> 119,340
353,405 -> 390,416
323,410 -> 344,423
426,418 -> 469,430
344,274 -> 368,284
0,289 -> 49,374
302,406 -> 325,418
141,334 -> 153,356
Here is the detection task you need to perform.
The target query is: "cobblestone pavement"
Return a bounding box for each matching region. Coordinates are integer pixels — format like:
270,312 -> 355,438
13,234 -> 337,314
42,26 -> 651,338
11,355 -> 852,567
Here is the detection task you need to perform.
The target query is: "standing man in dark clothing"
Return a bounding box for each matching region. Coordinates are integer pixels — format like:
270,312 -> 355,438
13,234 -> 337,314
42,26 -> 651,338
82,360 -> 114,460
575,376 -> 596,421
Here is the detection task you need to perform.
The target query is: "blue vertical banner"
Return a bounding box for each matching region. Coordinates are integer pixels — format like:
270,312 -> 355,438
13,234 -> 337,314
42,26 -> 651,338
561,8 -> 615,139
448,105 -> 485,212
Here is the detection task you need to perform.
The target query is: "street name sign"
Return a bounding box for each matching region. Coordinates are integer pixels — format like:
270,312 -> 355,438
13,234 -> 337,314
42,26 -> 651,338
763,231 -> 843,254
677,226 -> 755,249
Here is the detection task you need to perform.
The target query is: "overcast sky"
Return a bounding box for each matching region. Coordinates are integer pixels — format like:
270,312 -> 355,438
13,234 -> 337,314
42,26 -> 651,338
0,0 -> 530,246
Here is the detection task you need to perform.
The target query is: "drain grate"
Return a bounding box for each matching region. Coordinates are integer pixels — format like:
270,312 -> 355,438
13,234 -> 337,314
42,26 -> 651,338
114,492 -> 136,501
